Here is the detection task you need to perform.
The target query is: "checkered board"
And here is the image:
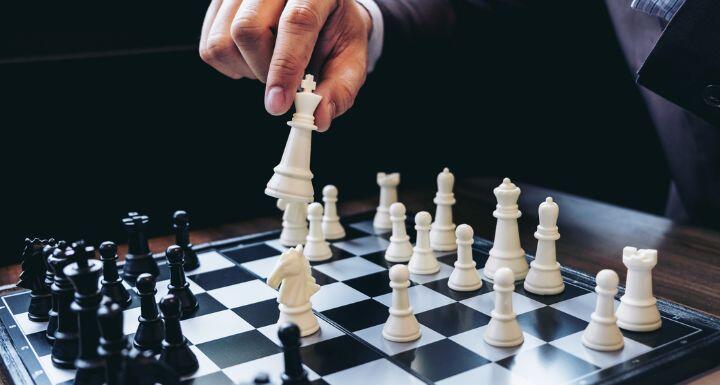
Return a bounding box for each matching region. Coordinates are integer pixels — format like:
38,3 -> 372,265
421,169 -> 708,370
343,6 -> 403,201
1,212 -> 719,385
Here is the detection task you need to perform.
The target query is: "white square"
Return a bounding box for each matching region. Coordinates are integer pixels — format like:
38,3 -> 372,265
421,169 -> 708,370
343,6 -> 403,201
154,277 -> 205,302
409,262 -> 454,284
313,257 -> 385,281
551,293 -> 619,323
264,239 -> 289,252
122,307 -> 141,336
181,310 -> 253,344
241,256 -> 281,279
310,282 -> 369,312
14,313 -> 47,335
333,236 -> 390,255
258,317 -> 344,347
208,280 -> 278,309
461,292 -> 544,316
450,326 -> 546,361
550,331 -> 652,369
323,358 -> 426,385
374,285 -> 454,313
38,354 -> 74,384
181,345 -> 221,380
436,363 -> 531,385
355,324 -> 445,355
184,251 -> 235,275
223,352 -> 320,384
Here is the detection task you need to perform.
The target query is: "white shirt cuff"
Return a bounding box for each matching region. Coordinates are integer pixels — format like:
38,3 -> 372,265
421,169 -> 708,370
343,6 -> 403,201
355,0 -> 384,73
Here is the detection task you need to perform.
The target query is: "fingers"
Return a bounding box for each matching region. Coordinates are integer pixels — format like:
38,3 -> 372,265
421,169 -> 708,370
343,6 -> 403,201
200,0 -> 255,79
231,0 -> 284,83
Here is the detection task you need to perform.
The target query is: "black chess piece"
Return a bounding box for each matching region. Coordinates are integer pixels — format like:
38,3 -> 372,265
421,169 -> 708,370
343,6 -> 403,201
97,300 -> 126,385
99,242 -> 132,308
65,245 -> 104,385
122,212 -> 159,282
172,210 -> 200,271
46,240 -> 65,342
158,294 -> 198,376
124,349 -> 179,385
133,273 -> 165,353
165,245 -> 198,317
48,245 -> 79,368
17,238 -> 52,322
278,323 -> 309,385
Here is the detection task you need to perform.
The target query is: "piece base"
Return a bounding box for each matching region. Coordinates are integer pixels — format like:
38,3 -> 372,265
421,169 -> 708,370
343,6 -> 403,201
523,281 -> 565,295
483,334 -> 524,348
582,335 -> 624,351
617,319 -> 662,332
448,280 -> 483,292
382,329 -> 421,342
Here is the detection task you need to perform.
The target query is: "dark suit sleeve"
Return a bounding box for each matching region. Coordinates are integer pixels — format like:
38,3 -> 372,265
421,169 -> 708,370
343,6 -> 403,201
637,0 -> 720,127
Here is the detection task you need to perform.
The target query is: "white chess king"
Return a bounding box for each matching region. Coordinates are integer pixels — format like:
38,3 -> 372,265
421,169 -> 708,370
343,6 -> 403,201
265,74 -> 322,203
616,247 -> 662,332
483,178 -> 529,280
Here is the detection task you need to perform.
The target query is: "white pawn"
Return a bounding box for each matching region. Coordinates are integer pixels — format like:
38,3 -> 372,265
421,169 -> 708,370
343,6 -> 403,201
278,199 -> 308,247
616,247 -> 662,332
385,202 -> 414,262
373,172 -> 400,230
484,267 -> 524,347
430,168 -> 457,251
382,264 -> 421,342
408,212 -> 440,275
448,224 -> 482,291
524,197 -> 565,295
582,269 -> 624,351
483,178 -> 529,281
321,185 -> 345,240
304,203 -> 332,261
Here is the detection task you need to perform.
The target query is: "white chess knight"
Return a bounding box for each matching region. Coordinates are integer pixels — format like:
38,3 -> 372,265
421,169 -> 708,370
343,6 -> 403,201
430,168 -> 457,251
265,74 -> 322,203
385,202 -> 414,262
321,185 -> 345,240
278,199 -> 308,247
523,197 -> 565,295
267,245 -> 321,337
408,211 -> 440,275
484,267 -> 524,347
373,172 -> 400,230
304,203 -> 332,261
383,264 -> 421,342
483,178 -> 529,281
448,224 -> 483,291
582,269 -> 624,351
616,247 -> 662,332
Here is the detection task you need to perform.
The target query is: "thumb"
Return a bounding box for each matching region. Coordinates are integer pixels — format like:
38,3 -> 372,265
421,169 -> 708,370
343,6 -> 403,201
313,43 -> 367,131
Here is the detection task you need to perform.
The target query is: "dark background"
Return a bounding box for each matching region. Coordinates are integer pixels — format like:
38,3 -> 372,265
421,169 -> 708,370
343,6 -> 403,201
1,1 -> 669,266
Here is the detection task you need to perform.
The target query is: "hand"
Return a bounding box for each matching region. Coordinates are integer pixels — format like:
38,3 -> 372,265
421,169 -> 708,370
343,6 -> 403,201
199,0 -> 372,131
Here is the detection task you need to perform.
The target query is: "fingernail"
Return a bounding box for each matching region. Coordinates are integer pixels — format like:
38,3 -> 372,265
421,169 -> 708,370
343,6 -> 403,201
265,86 -> 286,115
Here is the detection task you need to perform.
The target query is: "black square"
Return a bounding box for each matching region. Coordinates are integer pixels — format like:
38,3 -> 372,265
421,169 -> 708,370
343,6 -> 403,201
321,300 -> 389,331
223,244 -> 281,264
437,248 -> 488,268
423,277 -> 492,301
328,226 -> 368,242
181,371 -> 234,385
300,335 -> 381,376
311,269 -> 337,286
232,299 -> 279,328
416,303 -> 491,337
621,318 -> 697,348
196,330 -> 281,369
26,330 -> 52,357
188,267 -> 256,291
183,293 -> 227,319
308,246 -> 354,266
497,343 -> 599,384
124,289 -> 142,310
153,262 -> 172,282
344,271 -> 394,297
4,292 -> 31,315
514,282 -> 589,305
360,251 -> 403,269
392,339 -> 490,381
517,307 -> 587,342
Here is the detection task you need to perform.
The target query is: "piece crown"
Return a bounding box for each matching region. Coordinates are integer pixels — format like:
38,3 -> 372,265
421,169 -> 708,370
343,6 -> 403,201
291,74 -> 322,127
538,197 -> 559,228
622,246 -> 658,268
437,167 -> 455,193
494,178 -> 521,207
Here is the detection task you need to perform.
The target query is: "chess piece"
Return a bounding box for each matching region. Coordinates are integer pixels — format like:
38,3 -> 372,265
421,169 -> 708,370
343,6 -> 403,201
303,203 -> 332,261
97,300 -> 127,385
483,178 -> 529,280
582,269 -> 624,351
383,264 -> 421,342
385,202 -> 413,262
124,349 -> 180,385
278,199 -> 308,247
616,247 -> 662,332
65,245 -> 105,384
42,238 -> 57,294
265,74 -> 322,203
321,185 -> 345,240
484,267 -> 524,347
448,224 -> 483,291
99,242 -> 132,308
430,168 -> 457,251
122,212 -> 159,282
408,212 -> 440,275
172,210 -> 200,271
278,323 -> 309,385
524,197 -> 565,295
159,294 -> 199,376
46,240 -> 65,342
165,245 -> 199,317
133,273 -> 165,353
49,245 -> 79,368
267,245 -> 320,337
373,172 -> 400,230
17,238 -> 52,321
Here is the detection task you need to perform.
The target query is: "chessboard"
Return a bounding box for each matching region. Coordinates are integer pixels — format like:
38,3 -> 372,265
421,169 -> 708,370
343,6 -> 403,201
1,211 -> 719,385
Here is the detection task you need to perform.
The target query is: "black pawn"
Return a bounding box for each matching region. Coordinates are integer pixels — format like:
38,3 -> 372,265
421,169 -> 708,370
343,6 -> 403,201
172,210 -> 199,271
99,242 -> 132,308
122,212 -> 159,282
165,245 -> 198,317
158,294 -> 198,376
133,273 -> 165,353
48,245 -> 79,368
46,240 -> 65,342
97,300 -> 126,385
124,349 -> 179,385
17,238 -> 52,322
278,323 -> 309,385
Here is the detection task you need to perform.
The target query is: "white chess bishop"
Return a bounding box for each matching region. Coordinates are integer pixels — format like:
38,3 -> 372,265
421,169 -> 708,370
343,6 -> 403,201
483,178 -> 529,281
616,247 -> 662,332
373,172 -> 400,230
267,245 -> 320,336
383,264 -> 421,342
430,168 -> 457,251
265,74 -> 322,203
304,202 -> 332,261
448,224 -> 483,291
321,185 -> 345,240
524,197 -> 565,295
484,267 -> 524,347
278,199 -> 308,247
582,269 -> 624,351
385,202 -> 414,262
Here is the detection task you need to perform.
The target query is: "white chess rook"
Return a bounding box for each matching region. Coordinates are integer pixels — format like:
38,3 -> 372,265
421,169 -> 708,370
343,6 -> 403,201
321,185 -> 345,240
278,199 -> 308,247
385,202 -> 414,262
265,75 -> 322,203
373,172 -> 400,230
430,168 -> 457,251
484,267 -> 524,347
616,247 -> 662,332
408,212 -> 440,275
524,197 -> 565,295
483,178 -> 529,281
383,264 -> 421,342
448,224 -> 482,291
304,203 -> 332,261
582,269 -> 624,351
